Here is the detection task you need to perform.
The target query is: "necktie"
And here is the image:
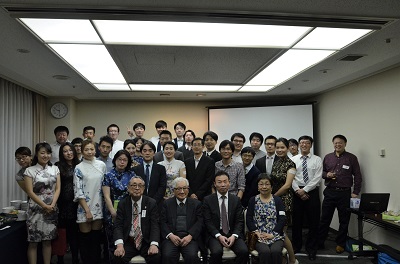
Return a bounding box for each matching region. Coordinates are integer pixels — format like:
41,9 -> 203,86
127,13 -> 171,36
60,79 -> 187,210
145,164 -> 150,192
302,156 -> 309,183
157,141 -> 161,152
221,196 -> 229,235
195,159 -> 200,169
133,202 -> 142,249
179,202 -> 184,207
266,156 -> 273,175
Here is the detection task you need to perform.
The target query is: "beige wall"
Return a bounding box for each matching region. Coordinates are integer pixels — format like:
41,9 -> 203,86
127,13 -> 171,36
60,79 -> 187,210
313,65 -> 400,248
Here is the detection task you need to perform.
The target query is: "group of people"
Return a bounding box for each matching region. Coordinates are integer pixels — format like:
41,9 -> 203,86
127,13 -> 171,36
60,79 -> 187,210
13,119 -> 362,264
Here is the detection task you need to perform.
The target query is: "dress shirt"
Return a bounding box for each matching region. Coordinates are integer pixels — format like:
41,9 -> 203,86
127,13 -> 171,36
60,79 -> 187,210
194,154 -> 203,169
97,156 -> 113,173
252,149 -> 266,164
244,163 -> 254,175
215,192 -> 238,239
232,153 -> 243,164
109,139 -> 124,159
265,154 -> 276,175
205,149 -> 216,157
215,160 -> 245,195
291,153 -> 323,193
322,151 -> 362,194
150,136 -> 160,146
175,138 -> 184,148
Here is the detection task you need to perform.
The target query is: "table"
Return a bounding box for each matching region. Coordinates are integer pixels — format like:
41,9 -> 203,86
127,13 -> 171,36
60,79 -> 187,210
350,209 -> 400,261
0,220 -> 28,263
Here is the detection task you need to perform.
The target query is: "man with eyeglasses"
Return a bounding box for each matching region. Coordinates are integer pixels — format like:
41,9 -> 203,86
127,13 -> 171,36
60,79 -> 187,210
255,135 -> 279,175
113,176 -> 161,264
230,133 -> 245,164
160,177 -> 203,264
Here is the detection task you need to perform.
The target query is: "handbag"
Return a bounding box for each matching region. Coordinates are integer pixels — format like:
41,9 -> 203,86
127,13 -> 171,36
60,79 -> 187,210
246,231 -> 258,252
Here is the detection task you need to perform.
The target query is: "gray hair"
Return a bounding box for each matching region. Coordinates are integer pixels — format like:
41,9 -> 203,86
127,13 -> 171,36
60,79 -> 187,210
129,175 -> 145,185
172,177 -> 189,189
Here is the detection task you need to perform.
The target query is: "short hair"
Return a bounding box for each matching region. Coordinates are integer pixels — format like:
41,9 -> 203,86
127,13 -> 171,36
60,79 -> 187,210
231,133 -> 246,143
112,150 -> 132,171
81,139 -> 96,151
54,126 -> 69,135
249,132 -> 263,143
140,141 -> 156,152
298,135 -> 314,144
71,137 -> 83,145
129,175 -> 145,185
133,137 -> 145,145
276,137 -> 289,148
160,130 -> 172,138
241,146 -> 256,157
215,170 -> 230,181
174,122 -> 186,130
192,137 -> 204,146
124,139 -> 136,149
164,141 -> 177,151
15,147 -> 31,157
264,135 -> 277,144
172,177 -> 189,188
133,123 -> 146,130
219,140 -> 234,152
83,126 -> 95,134
32,142 -> 52,166
332,134 -> 347,143
107,124 -> 119,133
257,173 -> 272,185
203,131 -> 218,141
155,120 -> 167,129
288,138 -> 299,146
99,135 -> 114,146
184,130 -> 196,139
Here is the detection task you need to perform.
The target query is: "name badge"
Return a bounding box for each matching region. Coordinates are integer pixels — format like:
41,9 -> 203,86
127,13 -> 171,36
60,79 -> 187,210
342,165 -> 350,169
141,210 -> 146,218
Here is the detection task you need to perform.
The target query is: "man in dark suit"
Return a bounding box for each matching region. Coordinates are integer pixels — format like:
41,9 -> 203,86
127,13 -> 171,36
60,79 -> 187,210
240,147 -> 261,208
161,177 -> 203,264
202,171 -> 248,264
133,141 -> 167,205
203,131 -> 222,163
255,135 -> 278,175
173,121 -> 186,148
185,137 -> 215,201
153,130 -> 184,163
113,176 -> 161,264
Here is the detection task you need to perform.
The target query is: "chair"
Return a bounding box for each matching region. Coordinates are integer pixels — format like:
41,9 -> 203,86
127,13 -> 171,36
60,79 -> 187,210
130,252 -> 200,263
207,247 -> 237,262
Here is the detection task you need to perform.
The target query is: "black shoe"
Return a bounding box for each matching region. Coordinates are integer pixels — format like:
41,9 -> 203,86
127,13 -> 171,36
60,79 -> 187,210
294,249 -> 301,254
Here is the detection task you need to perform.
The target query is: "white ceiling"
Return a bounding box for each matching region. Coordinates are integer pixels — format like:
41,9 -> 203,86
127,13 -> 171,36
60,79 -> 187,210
1,0 -> 400,102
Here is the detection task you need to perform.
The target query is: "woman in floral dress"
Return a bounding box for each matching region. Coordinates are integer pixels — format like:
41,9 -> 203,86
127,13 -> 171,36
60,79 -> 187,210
158,141 -> 186,199
102,149 -> 135,261
24,142 -> 60,264
74,139 -> 106,264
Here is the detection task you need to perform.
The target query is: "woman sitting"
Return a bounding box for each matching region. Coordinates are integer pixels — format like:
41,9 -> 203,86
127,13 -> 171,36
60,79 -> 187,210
246,173 -> 286,264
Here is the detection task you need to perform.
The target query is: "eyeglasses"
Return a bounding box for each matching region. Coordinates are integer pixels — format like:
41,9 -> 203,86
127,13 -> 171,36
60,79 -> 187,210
258,183 -> 271,187
129,184 -> 144,189
117,158 -> 129,162
174,187 -> 189,192
15,155 -> 29,161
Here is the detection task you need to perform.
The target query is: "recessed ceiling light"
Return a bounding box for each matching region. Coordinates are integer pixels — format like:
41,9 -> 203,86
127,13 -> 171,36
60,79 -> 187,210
17,48 -> 30,53
129,84 -> 241,92
52,75 -> 70,80
196,93 -> 206,97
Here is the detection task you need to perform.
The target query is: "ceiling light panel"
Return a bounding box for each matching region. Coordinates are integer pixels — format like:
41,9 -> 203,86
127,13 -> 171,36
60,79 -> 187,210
247,49 -> 336,85
20,18 -> 102,43
129,84 -> 241,92
49,44 -> 126,83
293,27 -> 372,50
94,84 -> 131,91
239,85 -> 274,92
93,20 -> 312,48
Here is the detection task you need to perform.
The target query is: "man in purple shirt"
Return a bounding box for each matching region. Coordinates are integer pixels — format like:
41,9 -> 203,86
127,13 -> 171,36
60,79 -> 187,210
317,135 -> 362,254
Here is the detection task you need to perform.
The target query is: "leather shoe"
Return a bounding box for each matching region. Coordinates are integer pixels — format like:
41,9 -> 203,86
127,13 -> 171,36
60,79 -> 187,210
336,245 -> 345,254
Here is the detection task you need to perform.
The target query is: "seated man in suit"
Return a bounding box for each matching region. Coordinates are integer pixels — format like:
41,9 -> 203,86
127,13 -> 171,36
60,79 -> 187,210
185,137 -> 215,201
202,171 -> 248,264
113,176 -> 161,264
133,141 -> 167,205
161,177 -> 202,264
153,130 -> 184,163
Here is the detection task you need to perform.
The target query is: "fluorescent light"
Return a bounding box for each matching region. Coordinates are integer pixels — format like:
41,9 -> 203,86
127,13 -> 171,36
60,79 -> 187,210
94,84 -> 131,91
20,18 -> 102,43
247,49 -> 336,85
129,84 -> 241,92
294,27 -> 372,50
49,44 -> 126,83
93,20 -> 311,48
239,85 -> 274,92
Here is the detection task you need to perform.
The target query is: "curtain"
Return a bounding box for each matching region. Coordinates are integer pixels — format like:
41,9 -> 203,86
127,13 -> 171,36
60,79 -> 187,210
33,93 -> 47,143
0,78 -> 34,207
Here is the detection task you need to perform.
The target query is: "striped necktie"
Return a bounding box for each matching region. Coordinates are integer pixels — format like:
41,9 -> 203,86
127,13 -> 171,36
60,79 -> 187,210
133,202 -> 142,249
302,156 -> 309,183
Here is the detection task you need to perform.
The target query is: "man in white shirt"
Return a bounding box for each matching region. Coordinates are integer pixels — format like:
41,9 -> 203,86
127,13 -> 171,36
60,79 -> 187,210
149,120 -> 167,152
230,133 -> 245,164
290,135 -> 322,260
50,125 -> 69,164
173,122 -> 186,148
107,124 -> 124,159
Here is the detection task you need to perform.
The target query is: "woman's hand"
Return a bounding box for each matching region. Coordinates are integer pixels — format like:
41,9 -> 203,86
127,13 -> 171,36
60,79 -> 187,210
85,211 -> 93,222
43,204 -> 54,214
110,208 -> 117,219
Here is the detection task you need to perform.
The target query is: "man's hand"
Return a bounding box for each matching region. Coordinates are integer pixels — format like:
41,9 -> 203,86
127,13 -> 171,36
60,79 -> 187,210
190,194 -> 198,199
114,244 -> 125,257
218,235 -> 230,248
148,245 -> 159,255
169,234 -> 182,247
351,193 -> 358,198
180,234 -> 192,247
226,235 -> 236,248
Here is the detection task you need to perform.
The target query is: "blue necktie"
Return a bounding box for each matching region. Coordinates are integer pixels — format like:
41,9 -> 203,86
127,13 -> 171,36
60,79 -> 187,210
145,164 -> 150,192
157,141 -> 161,152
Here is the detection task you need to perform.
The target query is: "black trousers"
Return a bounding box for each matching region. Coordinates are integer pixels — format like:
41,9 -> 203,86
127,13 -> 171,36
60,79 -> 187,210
292,187 -> 320,253
161,239 -> 199,264
208,237 -> 248,264
318,188 -> 351,248
113,240 -> 161,264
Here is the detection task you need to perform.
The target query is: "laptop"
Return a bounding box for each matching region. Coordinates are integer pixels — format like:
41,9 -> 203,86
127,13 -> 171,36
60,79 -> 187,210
357,193 -> 390,214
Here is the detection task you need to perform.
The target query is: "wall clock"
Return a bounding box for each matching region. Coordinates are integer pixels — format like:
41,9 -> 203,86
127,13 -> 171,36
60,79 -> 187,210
50,102 -> 68,119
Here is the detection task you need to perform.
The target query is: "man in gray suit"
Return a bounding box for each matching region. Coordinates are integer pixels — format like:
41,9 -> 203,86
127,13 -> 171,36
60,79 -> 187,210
153,130 -> 184,163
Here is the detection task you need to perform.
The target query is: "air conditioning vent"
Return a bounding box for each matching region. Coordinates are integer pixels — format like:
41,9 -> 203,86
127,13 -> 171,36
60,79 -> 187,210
338,55 -> 365,61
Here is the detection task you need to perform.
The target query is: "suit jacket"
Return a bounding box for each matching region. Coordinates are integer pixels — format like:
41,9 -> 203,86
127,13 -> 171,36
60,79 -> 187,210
241,165 -> 261,208
202,193 -> 244,241
177,146 -> 194,160
153,151 -> 184,163
160,197 -> 203,241
185,155 -> 215,201
173,138 -> 184,149
113,195 -> 160,246
255,155 -> 280,173
203,150 -> 222,163
133,164 -> 167,204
